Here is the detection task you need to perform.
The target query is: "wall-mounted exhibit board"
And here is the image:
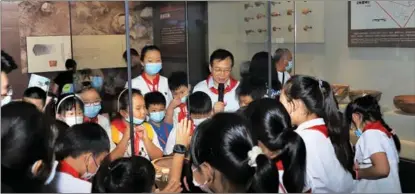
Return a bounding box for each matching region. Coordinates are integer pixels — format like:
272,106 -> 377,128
348,1 -> 415,48
241,1 -> 325,43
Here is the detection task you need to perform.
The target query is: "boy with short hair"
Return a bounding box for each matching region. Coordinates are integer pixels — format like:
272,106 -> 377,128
23,86 -> 47,111
236,78 -> 267,107
164,91 -> 213,155
165,71 -> 190,127
144,91 -> 174,151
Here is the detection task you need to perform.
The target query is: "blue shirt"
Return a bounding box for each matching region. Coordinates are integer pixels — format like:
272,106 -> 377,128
149,121 -> 173,151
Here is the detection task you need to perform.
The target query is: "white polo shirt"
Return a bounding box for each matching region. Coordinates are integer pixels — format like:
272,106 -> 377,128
96,115 -> 116,151
295,118 -> 354,193
54,172 -> 91,193
192,76 -> 240,112
125,74 -> 172,106
354,129 -> 401,193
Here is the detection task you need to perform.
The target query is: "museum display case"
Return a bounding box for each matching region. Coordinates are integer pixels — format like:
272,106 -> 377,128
1,0 -> 414,162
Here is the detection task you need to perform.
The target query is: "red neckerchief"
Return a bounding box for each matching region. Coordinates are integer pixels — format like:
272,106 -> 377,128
307,124 -> 329,138
111,118 -> 140,156
84,116 -> 98,123
363,121 -> 392,138
177,103 -> 187,123
275,161 -> 287,193
59,160 -> 82,179
142,73 -> 160,92
206,75 -> 238,95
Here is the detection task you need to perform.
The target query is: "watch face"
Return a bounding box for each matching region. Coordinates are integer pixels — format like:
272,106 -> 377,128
174,145 -> 186,153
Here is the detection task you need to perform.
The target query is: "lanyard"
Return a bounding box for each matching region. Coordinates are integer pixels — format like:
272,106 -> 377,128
157,123 -> 170,145
142,74 -> 160,92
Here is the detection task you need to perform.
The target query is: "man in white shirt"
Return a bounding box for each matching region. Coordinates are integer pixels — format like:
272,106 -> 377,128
273,48 -> 293,85
193,49 -> 240,112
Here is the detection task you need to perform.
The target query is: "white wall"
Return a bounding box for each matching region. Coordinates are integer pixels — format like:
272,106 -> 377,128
208,1 -> 415,110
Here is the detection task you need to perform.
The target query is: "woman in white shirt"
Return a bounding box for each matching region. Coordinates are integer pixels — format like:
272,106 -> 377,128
125,45 -> 172,105
345,95 -> 401,193
279,75 -> 355,193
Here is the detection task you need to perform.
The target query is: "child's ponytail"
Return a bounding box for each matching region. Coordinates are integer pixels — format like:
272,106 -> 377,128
249,151 -> 279,193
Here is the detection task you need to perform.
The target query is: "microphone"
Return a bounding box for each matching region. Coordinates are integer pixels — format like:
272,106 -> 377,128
218,83 -> 225,102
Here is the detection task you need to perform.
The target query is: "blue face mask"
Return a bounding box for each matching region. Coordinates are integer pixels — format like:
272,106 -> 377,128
144,63 -> 162,75
91,76 -> 103,90
181,95 -> 188,103
149,111 -> 165,123
84,104 -> 102,118
285,61 -> 293,71
355,128 -> 363,137
125,116 -> 145,125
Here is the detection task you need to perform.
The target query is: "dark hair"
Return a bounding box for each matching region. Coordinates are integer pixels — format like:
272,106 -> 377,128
188,91 -> 212,115
65,59 -> 77,70
55,122 -> 110,160
1,101 -> 56,192
345,95 -> 401,152
123,48 -> 139,62
1,50 -> 18,74
273,48 -> 290,64
140,45 -> 161,61
44,93 -> 58,118
92,156 -> 155,193
23,87 -> 47,106
117,88 -> 142,112
209,49 -> 234,67
168,71 -> 188,92
190,113 -> 279,193
144,91 -> 166,109
283,75 -> 354,174
236,76 -> 267,101
56,94 -> 84,115
248,51 -> 282,91
246,98 -> 306,193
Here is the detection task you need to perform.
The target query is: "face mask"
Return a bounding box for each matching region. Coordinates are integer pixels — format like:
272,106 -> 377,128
193,179 -> 213,193
150,111 -> 165,123
144,63 -> 162,75
65,116 -> 83,126
285,61 -> 293,71
91,76 -> 103,90
81,160 -> 100,180
181,95 -> 188,103
84,104 -> 102,118
193,118 -> 207,126
125,116 -> 145,125
355,128 -> 363,137
44,160 -> 59,185
1,95 -> 11,107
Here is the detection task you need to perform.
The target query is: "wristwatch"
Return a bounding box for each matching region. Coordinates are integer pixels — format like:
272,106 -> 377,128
173,144 -> 187,154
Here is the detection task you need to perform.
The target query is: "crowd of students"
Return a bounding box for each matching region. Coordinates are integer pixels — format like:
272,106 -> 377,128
1,46 -> 402,193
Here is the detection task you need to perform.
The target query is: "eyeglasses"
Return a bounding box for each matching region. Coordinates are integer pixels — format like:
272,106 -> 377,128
212,68 -> 232,74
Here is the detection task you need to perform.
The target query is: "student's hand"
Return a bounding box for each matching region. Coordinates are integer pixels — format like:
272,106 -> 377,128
136,125 -> 149,141
158,180 -> 183,193
213,101 -> 225,113
122,125 -> 132,140
176,118 -> 192,148
169,97 -> 182,108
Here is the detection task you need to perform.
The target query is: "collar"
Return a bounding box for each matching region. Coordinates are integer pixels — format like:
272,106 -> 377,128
296,118 -> 325,132
59,160 -> 81,179
84,116 -> 98,123
363,121 -> 392,138
207,75 -> 231,89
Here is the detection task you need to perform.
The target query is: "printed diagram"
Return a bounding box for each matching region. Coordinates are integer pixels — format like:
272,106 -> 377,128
351,1 -> 415,29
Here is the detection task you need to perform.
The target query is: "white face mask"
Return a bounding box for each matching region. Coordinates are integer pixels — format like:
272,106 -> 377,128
81,155 -> 100,180
1,95 -> 11,107
64,116 -> 83,127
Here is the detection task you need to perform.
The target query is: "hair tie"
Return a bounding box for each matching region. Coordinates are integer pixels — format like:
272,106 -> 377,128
391,129 -> 396,135
247,146 -> 263,167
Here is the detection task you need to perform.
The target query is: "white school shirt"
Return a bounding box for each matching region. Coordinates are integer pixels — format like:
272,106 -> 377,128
353,129 -> 401,193
125,75 -> 172,106
276,161 -> 312,193
164,125 -> 177,155
53,172 -> 91,193
96,115 -> 116,151
295,118 -> 354,193
278,71 -> 291,85
192,76 -> 240,112
122,126 -> 163,160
